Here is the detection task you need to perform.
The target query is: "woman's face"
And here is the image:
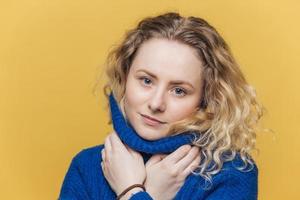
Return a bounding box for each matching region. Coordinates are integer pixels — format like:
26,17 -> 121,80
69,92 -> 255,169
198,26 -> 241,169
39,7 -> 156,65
123,38 -> 204,140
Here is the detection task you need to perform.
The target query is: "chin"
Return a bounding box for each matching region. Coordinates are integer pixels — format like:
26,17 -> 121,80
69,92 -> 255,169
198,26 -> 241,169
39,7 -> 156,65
134,125 -> 168,141
137,132 -> 163,141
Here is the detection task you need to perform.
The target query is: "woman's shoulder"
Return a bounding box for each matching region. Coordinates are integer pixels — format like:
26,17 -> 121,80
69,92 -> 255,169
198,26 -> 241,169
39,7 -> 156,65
184,154 -> 258,200
221,153 -> 258,177
209,153 -> 258,188
189,153 -> 258,185
70,144 -> 105,168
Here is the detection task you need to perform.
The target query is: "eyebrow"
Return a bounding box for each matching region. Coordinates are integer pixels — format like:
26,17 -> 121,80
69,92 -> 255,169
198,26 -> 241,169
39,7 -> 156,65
135,69 -> 195,89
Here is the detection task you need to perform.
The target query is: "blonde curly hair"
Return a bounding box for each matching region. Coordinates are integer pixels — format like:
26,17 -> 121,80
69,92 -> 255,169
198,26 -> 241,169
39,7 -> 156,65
93,12 -> 265,183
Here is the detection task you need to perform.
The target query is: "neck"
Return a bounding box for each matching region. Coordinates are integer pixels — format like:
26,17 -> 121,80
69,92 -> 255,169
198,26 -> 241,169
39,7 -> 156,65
108,92 -> 197,155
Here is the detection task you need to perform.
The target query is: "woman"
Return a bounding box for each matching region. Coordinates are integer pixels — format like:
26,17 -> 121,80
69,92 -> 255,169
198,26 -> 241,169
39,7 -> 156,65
59,12 -> 264,200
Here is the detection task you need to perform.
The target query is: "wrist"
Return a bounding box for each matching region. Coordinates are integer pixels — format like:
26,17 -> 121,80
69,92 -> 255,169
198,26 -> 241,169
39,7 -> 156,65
117,184 -> 145,200
120,187 -> 144,200
144,185 -> 157,200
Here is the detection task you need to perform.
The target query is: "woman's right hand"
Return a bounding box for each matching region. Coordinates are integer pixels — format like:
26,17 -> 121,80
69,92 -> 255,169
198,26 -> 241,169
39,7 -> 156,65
144,145 -> 201,200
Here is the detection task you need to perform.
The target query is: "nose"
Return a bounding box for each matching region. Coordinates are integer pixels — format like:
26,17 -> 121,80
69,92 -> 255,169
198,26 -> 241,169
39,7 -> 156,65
148,89 -> 166,113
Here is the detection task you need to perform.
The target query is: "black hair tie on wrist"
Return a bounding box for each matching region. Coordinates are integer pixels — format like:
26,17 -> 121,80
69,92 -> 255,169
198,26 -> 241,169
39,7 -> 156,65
116,184 -> 145,200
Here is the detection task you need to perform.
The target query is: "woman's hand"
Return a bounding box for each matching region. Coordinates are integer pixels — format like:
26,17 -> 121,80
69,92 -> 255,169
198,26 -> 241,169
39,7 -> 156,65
144,145 -> 201,200
101,131 -> 146,196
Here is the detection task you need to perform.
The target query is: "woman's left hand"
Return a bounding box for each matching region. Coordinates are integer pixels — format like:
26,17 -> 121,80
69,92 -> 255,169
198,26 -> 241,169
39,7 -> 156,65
101,131 -> 146,195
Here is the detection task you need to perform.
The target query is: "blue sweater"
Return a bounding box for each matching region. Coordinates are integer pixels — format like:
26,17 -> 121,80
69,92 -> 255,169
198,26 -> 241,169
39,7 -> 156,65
58,92 -> 258,200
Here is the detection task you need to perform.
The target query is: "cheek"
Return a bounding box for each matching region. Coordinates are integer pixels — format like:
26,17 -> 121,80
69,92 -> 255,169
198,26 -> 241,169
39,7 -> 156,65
126,75 -> 141,94
125,80 -> 143,109
168,100 -> 199,121
125,77 -> 149,106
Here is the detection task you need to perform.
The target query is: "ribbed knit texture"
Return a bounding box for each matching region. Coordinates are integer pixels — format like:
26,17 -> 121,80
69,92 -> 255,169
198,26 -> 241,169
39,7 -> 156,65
58,92 -> 258,200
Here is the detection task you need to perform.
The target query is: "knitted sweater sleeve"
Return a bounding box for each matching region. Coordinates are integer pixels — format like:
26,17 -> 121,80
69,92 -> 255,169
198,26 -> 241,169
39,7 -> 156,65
58,152 -> 91,200
129,191 -> 153,200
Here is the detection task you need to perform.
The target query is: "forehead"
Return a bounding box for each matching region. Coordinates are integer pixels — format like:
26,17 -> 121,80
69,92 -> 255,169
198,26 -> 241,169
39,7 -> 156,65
130,38 -> 203,83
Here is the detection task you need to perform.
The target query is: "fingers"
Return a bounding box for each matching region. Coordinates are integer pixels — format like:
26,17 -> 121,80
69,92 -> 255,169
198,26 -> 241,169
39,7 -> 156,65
103,130 -> 128,155
111,130 -> 122,142
125,144 -> 139,156
103,131 -> 138,160
109,130 -> 130,153
101,148 -> 106,162
104,133 -> 112,154
101,149 -> 107,175
103,131 -> 117,163
163,145 -> 191,164
175,146 -> 200,172
101,160 -> 105,173
109,131 -> 123,148
182,151 -> 201,177
145,154 -> 166,167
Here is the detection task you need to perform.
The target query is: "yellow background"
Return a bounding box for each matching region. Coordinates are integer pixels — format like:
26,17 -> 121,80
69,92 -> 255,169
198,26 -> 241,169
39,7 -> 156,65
0,0 -> 299,199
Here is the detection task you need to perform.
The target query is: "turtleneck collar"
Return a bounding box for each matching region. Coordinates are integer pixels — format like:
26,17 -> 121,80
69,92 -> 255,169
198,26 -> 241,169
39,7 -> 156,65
108,92 -> 198,155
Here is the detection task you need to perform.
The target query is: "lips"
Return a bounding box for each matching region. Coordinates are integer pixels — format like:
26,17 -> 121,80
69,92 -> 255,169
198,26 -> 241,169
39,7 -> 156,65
141,114 -> 166,124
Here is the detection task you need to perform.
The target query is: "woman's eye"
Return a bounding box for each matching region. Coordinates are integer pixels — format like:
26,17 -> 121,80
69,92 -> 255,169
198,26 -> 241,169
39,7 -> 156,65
139,77 -> 187,97
140,77 -> 152,85
173,87 -> 187,97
